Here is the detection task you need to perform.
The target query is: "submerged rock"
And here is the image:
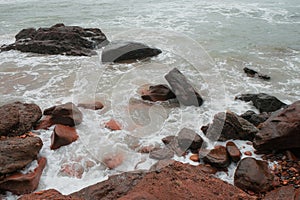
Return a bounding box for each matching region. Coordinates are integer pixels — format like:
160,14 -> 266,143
105,119 -> 122,131
240,110 -> 270,127
0,102 -> 42,137
101,41 -> 162,63
234,157 -> 275,193
50,124 -> 79,150
0,157 -> 46,195
141,84 -> 176,102
77,101 -> 104,110
1,23 -> 108,56
235,93 -> 287,113
44,102 -> 83,127
253,100 -> 300,152
0,136 -> 43,174
243,67 -> 270,80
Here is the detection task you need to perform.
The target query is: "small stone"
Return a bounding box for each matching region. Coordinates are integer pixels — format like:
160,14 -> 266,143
282,180 -> 289,185
190,154 -> 200,162
244,151 -> 252,156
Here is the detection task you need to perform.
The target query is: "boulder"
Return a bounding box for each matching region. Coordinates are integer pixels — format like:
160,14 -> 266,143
263,186 -> 300,200
253,100 -> 300,152
105,119 -> 122,131
243,67 -> 270,80
1,23 -> 108,56
0,136 -> 43,174
50,125 -> 79,150
44,102 -> 83,127
177,128 -> 204,152
234,157 -> 275,193
203,111 -> 258,141
141,84 -> 176,102
235,93 -> 286,113
77,101 -> 104,110
149,147 -> 174,160
19,189 -> 81,200
101,41 -> 161,63
34,116 -> 54,130
226,141 -> 241,162
201,145 -> 230,168
0,157 -> 46,195
0,102 -> 42,137
240,110 -> 270,126
165,68 -> 203,107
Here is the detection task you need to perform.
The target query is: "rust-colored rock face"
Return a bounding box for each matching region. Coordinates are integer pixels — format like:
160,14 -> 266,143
50,124 -> 78,150
105,119 -> 122,131
19,189 -> 81,200
226,141 -> 241,162
202,145 -> 230,168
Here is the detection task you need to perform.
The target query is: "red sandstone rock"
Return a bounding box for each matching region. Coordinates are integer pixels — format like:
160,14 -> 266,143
226,141 -> 241,162
77,101 -> 104,110
0,157 -> 47,195
244,151 -> 253,156
34,115 -> 54,130
105,119 -> 122,131
102,154 -> 124,169
190,154 -> 200,162
19,189 -> 81,200
202,145 -> 230,168
263,186 -> 300,200
50,125 -> 78,150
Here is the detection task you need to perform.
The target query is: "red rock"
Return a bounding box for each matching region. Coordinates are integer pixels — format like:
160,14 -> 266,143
118,191 -> 157,200
263,186 -> 299,200
0,157 -> 47,195
44,102 -> 83,127
226,141 -> 242,162
190,154 -> 200,162
77,101 -> 104,110
202,145 -> 230,168
244,151 -> 253,156
34,115 -> 54,130
141,84 -> 176,102
0,136 -> 43,174
60,163 -> 84,179
19,189 -> 82,200
102,154 -> 124,169
234,157 -> 275,193
50,125 -> 78,150
254,100 -> 300,152
105,119 -> 122,131
198,164 -> 218,174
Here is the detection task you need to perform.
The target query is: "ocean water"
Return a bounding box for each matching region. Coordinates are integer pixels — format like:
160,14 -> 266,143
0,0 -> 299,198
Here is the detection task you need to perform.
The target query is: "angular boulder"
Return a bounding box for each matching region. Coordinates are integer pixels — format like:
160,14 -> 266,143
101,41 -> 161,63
202,145 -> 230,168
0,136 -> 43,174
177,128 -> 204,152
203,111 -> 258,141
234,157 -> 275,193
34,115 -> 54,130
0,157 -> 46,195
44,102 -> 83,127
141,84 -> 176,102
50,125 -> 79,150
253,100 -> 300,152
165,68 -> 203,107
1,23 -> 108,56
235,93 -> 286,113
0,102 -> 42,137
240,110 -> 270,126
226,141 -> 241,162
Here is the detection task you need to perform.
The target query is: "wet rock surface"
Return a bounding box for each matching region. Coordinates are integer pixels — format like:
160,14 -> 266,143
101,41 -> 161,63
141,84 -> 176,102
77,101 -> 104,110
234,157 -> 275,193
177,128 -> 204,152
203,111 -> 258,141
1,23 -> 108,56
50,125 -> 79,150
149,147 -> 175,160
243,67 -> 271,80
240,110 -> 270,127
44,102 -> 83,127
0,157 -> 46,195
0,102 -> 42,137
235,93 -> 287,113
165,68 -> 203,107
253,100 -> 300,152
202,145 -> 230,168
0,136 -> 43,174
19,189 -> 81,200
226,141 -> 241,162
34,116 -> 54,130
105,119 -> 122,131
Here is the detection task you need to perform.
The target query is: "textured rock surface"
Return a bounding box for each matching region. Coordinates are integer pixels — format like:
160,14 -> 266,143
165,68 -> 203,107
44,102 -> 83,127
235,93 -> 286,113
253,100 -> 300,152
243,67 -> 270,80
263,186 -> 300,200
50,125 -> 79,150
177,128 -> 204,152
0,136 -> 43,174
226,141 -> 241,162
234,157 -> 275,193
101,41 -> 161,63
240,110 -> 270,126
141,84 -> 176,102
202,145 -> 230,168
0,157 -> 46,195
0,102 -> 42,137
1,23 -> 108,56
19,189 -> 81,200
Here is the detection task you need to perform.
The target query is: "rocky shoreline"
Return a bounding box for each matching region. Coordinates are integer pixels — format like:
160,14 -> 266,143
0,24 -> 299,199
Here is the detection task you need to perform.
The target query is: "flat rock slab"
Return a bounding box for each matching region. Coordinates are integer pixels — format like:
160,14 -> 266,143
101,41 -> 162,63
0,136 -> 43,174
165,68 -> 203,107
0,102 -> 42,137
1,23 -> 108,56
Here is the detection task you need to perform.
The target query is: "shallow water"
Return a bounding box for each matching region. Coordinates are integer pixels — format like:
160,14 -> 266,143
0,0 -> 299,198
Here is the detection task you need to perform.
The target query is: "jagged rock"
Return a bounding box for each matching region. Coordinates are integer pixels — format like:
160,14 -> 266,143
253,100 -> 300,152
203,111 -> 258,142
177,128 -> 204,152
235,93 -> 286,113
226,141 -> 241,162
141,84 -> 176,102
50,125 -> 78,150
101,41 -> 161,63
202,145 -> 230,168
165,68 -> 203,107
240,110 -> 270,126
44,102 -> 83,127
234,157 -> 275,193
0,136 -> 43,174
243,67 -> 270,80
0,102 -> 42,137
34,116 -> 54,130
0,157 -> 46,195
1,23 -> 108,56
